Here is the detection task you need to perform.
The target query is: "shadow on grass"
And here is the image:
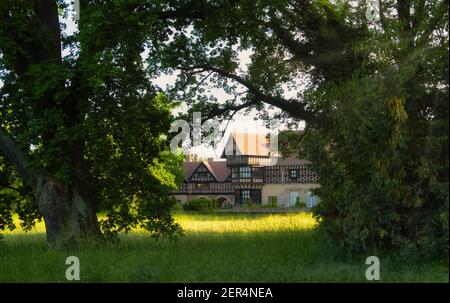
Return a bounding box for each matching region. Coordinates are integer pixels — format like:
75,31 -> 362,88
1,229 -> 448,283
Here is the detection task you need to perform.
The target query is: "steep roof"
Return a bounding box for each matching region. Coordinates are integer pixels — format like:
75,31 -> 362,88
183,159 -> 230,182
222,132 -> 270,157
204,160 -> 230,182
183,161 -> 201,180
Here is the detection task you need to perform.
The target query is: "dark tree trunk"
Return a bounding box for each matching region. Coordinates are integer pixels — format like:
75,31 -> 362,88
35,175 -> 102,248
1,2 -> 104,248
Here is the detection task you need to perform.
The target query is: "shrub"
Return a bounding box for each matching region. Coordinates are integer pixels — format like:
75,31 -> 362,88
182,198 -> 217,211
295,198 -> 307,208
172,201 -> 184,212
246,197 -> 254,208
269,196 -> 278,208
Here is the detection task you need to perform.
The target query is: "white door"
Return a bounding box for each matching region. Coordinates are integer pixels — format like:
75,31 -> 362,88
307,191 -> 316,208
290,192 -> 299,207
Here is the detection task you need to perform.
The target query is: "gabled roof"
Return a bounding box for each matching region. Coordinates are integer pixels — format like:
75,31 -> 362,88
222,132 -> 270,157
204,160 -> 230,182
183,159 -> 230,182
183,161 -> 201,180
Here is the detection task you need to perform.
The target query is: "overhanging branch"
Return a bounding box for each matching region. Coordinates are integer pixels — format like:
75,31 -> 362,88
0,127 -> 35,186
199,64 -> 315,123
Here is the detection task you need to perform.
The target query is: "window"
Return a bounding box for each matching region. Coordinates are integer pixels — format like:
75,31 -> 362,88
289,169 -> 299,179
239,166 -> 251,178
238,189 -> 261,204
232,168 -> 239,179
252,167 -> 264,180
307,191 -> 317,208
242,189 -> 251,202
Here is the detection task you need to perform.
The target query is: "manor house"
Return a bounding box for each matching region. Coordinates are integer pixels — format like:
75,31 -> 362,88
172,132 -> 320,208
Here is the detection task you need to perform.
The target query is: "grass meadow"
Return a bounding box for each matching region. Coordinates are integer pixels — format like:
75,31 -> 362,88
0,212 -> 448,282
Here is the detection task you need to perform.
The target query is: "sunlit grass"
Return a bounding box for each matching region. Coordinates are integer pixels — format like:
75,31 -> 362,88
0,212 -> 448,282
173,212 -> 316,233
5,212 -> 317,235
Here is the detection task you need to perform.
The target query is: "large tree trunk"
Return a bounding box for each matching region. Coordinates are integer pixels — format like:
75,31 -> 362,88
1,2 -> 104,248
35,175 -> 102,248
2,127 -> 103,248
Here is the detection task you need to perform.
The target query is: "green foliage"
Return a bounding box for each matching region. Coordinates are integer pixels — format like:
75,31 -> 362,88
182,197 -> 218,211
171,201 -> 184,212
295,198 -> 306,209
303,16 -> 449,260
245,197 -> 254,208
278,131 -> 306,159
269,196 -> 278,208
0,155 -> 40,234
0,0 -> 448,260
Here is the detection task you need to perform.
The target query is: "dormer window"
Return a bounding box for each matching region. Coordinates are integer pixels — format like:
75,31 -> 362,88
289,169 -> 299,179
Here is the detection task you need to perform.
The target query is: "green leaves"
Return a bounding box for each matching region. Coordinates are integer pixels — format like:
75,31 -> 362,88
301,1 -> 449,260
0,155 -> 39,234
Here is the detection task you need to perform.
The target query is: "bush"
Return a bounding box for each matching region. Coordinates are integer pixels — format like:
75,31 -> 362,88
172,201 -> 184,212
295,198 -> 307,208
269,196 -> 278,208
182,198 -> 217,211
246,197 -> 254,208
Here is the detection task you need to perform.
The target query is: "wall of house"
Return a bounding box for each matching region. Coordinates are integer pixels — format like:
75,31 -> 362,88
174,184 -> 320,208
173,194 -> 187,204
261,183 -> 321,207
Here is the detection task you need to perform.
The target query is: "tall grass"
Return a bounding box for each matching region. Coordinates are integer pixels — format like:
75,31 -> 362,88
0,212 -> 447,282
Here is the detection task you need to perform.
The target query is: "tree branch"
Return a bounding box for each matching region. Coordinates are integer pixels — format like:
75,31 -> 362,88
0,127 -> 35,187
199,64 -> 315,122
202,97 -> 257,122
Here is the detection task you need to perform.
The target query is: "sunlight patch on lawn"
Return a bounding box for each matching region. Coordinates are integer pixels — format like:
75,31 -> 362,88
172,212 -> 316,234
5,212 -> 317,235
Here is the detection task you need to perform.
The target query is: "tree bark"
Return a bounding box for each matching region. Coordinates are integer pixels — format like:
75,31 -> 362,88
1,128 -> 102,248
35,175 -> 102,248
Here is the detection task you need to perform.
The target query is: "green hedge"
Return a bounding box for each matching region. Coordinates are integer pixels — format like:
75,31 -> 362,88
182,198 -> 218,211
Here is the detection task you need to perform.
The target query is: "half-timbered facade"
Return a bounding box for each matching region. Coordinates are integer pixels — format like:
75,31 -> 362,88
172,132 -> 320,208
